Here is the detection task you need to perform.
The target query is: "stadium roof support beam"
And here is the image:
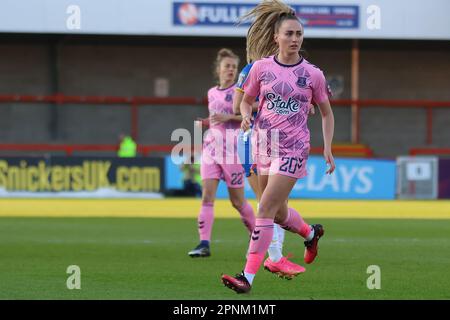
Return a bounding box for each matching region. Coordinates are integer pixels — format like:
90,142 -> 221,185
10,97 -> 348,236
351,39 -> 360,144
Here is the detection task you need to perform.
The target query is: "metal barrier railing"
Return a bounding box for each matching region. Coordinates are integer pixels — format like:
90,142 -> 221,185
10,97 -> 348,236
1,94 -> 449,152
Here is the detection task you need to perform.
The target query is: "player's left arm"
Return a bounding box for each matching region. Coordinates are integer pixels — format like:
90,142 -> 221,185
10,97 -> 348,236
317,98 -> 335,174
313,68 -> 335,174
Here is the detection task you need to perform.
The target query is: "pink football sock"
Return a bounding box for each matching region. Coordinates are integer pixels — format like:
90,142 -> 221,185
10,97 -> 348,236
237,201 -> 256,234
244,218 -> 274,275
198,201 -> 214,241
280,207 -> 311,239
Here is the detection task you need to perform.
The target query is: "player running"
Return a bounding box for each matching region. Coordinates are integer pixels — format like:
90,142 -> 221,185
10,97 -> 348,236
235,63 -> 307,279
188,48 -> 256,258
221,0 -> 335,293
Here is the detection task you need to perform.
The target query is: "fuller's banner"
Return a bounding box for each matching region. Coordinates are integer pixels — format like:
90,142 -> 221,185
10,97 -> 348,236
0,0 -> 449,40
0,156 -> 165,197
173,2 -> 359,29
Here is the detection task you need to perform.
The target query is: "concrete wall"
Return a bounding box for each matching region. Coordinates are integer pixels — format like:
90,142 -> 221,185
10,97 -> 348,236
0,36 -> 449,157
0,43 -> 52,94
0,103 -> 52,143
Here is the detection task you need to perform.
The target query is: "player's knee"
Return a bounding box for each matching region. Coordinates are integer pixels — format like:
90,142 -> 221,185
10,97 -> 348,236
201,194 -> 215,204
230,197 -> 244,210
257,203 -> 276,219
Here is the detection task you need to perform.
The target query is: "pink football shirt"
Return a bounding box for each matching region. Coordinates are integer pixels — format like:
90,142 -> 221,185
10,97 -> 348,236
243,55 -> 331,159
203,84 -> 241,162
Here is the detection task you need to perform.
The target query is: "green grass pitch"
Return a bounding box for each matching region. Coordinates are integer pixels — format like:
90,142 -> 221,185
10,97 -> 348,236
1,217 -> 449,300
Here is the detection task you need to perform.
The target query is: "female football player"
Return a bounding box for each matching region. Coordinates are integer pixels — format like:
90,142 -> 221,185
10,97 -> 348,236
188,48 -> 256,258
222,0 -> 335,293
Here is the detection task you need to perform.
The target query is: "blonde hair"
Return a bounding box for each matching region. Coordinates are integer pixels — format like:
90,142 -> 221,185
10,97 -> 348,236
238,0 -> 299,63
213,48 -> 240,83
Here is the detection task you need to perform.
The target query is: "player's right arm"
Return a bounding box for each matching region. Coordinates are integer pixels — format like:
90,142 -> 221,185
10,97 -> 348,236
240,93 -> 256,132
240,60 -> 262,131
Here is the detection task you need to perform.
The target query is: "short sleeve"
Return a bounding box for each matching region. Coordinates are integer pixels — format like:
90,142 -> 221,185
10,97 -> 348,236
242,61 -> 261,98
207,87 -> 216,106
207,88 -> 212,103
312,70 -> 332,105
236,63 -> 253,92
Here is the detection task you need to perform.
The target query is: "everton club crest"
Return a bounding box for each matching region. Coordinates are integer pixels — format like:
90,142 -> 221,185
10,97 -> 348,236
296,76 -> 307,88
225,93 -> 233,102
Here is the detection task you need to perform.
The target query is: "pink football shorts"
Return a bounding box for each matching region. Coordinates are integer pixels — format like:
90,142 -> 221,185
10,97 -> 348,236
200,152 -> 245,188
253,153 -> 308,179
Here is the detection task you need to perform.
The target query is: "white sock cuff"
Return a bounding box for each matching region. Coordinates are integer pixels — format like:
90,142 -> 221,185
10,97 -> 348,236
306,225 -> 314,241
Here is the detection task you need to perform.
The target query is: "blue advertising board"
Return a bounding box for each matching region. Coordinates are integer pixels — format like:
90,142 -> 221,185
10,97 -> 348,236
166,156 -> 396,200
173,2 -> 359,29
165,156 -> 184,190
